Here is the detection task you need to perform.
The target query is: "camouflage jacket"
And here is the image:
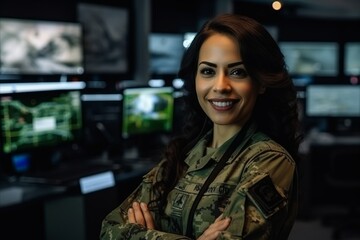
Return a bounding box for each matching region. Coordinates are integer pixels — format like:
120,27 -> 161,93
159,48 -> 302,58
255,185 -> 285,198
100,124 -> 298,239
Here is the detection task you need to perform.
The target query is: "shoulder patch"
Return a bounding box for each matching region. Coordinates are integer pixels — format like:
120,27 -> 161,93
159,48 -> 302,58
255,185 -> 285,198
246,175 -> 285,218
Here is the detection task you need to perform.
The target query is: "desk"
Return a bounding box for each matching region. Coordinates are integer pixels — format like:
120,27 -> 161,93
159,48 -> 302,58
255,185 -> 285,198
0,182 -> 66,208
298,133 -> 360,219
0,159 -> 156,240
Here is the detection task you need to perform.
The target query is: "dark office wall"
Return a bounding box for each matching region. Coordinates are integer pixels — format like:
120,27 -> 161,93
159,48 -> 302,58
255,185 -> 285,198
278,18 -> 360,42
232,1 -> 360,41
2,0 -> 359,41
0,0 -> 76,21
1,0 -> 77,21
150,0 -> 215,33
0,0 -> 131,21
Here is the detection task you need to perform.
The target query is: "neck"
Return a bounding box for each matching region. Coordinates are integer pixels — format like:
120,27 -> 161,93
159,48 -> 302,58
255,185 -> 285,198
211,124 -> 243,148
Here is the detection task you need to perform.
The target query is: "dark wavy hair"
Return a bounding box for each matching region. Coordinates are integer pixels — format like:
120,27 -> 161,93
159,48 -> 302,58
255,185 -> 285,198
151,13 -> 303,213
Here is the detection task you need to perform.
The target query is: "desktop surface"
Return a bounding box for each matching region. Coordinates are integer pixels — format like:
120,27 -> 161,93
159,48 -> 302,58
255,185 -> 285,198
17,162 -> 120,185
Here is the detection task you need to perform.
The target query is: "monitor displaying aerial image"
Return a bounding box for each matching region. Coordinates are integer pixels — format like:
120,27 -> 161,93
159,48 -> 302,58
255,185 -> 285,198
279,42 -> 339,76
0,18 -> 84,75
149,33 -> 184,75
77,3 -> 129,74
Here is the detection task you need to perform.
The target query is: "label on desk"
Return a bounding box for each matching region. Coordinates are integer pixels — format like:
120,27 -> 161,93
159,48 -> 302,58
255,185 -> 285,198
0,187 -> 23,207
79,171 -> 115,194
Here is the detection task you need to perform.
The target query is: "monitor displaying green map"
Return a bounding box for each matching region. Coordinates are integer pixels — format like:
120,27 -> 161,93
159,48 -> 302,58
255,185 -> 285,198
0,90 -> 83,154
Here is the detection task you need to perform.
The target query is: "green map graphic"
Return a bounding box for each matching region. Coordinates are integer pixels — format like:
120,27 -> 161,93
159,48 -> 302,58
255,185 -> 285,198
1,91 -> 82,153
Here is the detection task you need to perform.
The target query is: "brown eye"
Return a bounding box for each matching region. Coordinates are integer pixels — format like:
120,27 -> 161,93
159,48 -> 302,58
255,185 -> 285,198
200,67 -> 215,77
230,68 -> 248,78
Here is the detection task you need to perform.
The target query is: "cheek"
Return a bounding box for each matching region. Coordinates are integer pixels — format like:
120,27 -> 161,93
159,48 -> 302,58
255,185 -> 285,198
239,82 -> 254,92
238,84 -> 259,104
196,87 -> 206,106
195,80 -> 203,103
195,77 -> 206,96
236,82 -> 254,96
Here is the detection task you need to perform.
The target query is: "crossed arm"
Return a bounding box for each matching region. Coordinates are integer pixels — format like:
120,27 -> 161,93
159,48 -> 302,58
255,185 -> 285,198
128,201 -> 231,240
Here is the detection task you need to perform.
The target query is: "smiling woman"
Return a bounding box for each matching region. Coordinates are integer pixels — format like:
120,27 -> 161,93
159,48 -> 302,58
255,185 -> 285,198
100,13 -> 303,240
195,34 -> 261,146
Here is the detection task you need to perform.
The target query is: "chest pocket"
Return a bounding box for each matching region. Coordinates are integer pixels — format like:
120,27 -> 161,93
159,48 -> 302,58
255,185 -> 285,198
165,176 -> 236,235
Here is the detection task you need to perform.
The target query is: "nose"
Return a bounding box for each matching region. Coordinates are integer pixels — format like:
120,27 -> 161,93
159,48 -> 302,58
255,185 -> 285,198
213,73 -> 231,93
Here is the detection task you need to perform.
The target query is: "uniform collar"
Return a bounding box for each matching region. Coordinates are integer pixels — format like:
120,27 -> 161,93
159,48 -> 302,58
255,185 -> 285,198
184,121 -> 258,172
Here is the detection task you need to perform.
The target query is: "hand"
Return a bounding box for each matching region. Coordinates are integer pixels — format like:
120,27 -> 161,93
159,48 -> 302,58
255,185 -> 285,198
128,202 -> 155,230
197,214 -> 231,240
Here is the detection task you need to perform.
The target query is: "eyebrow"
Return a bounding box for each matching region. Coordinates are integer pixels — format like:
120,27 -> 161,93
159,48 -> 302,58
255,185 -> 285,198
198,61 -> 244,68
228,61 -> 244,68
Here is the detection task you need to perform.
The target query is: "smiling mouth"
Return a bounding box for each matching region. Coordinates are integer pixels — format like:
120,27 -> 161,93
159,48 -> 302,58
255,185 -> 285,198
209,99 -> 239,110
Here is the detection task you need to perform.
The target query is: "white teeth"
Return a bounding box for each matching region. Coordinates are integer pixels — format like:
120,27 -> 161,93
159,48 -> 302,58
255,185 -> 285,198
212,101 -> 232,107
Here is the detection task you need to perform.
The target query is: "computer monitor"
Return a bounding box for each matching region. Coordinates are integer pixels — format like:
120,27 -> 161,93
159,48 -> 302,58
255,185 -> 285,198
306,85 -> 360,117
77,3 -> 131,79
344,42 -> 360,76
81,93 -> 122,155
0,18 -> 84,76
121,86 -> 174,139
149,33 -> 184,75
0,89 -> 83,155
279,42 -> 339,76
305,84 -> 360,134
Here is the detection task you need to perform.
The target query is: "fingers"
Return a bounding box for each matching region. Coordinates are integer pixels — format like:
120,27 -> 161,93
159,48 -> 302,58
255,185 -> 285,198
214,213 -> 224,223
127,202 -> 155,230
210,217 -> 231,233
140,202 -> 155,229
132,202 -> 146,226
197,215 -> 231,240
128,207 -> 136,223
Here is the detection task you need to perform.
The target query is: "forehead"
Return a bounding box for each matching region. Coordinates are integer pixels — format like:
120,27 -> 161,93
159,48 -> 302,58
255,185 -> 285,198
198,34 -> 241,62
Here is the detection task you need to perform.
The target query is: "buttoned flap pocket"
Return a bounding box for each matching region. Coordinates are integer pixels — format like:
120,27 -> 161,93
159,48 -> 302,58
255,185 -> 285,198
165,178 -> 237,235
241,173 -> 286,219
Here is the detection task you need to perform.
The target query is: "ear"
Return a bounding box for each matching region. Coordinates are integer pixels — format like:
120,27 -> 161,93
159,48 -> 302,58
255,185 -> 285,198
258,85 -> 266,94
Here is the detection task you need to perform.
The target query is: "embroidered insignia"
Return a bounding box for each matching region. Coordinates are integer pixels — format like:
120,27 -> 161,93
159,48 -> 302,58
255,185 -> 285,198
173,193 -> 188,210
247,175 -> 284,218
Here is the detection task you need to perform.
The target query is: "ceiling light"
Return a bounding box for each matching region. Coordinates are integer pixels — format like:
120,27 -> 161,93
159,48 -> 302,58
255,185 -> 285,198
272,1 -> 282,11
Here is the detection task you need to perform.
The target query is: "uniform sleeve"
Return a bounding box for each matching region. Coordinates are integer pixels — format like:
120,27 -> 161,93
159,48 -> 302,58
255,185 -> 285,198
220,148 -> 297,239
99,159 -> 192,240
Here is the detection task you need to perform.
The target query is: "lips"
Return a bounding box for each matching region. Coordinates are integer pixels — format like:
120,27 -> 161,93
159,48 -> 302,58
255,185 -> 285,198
208,99 -> 239,111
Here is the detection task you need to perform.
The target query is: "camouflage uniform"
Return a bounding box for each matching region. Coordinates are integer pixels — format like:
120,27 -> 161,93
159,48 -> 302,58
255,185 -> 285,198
100,123 -> 298,239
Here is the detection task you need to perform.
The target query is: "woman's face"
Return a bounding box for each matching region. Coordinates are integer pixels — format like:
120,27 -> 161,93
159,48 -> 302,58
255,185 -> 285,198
195,33 -> 262,128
